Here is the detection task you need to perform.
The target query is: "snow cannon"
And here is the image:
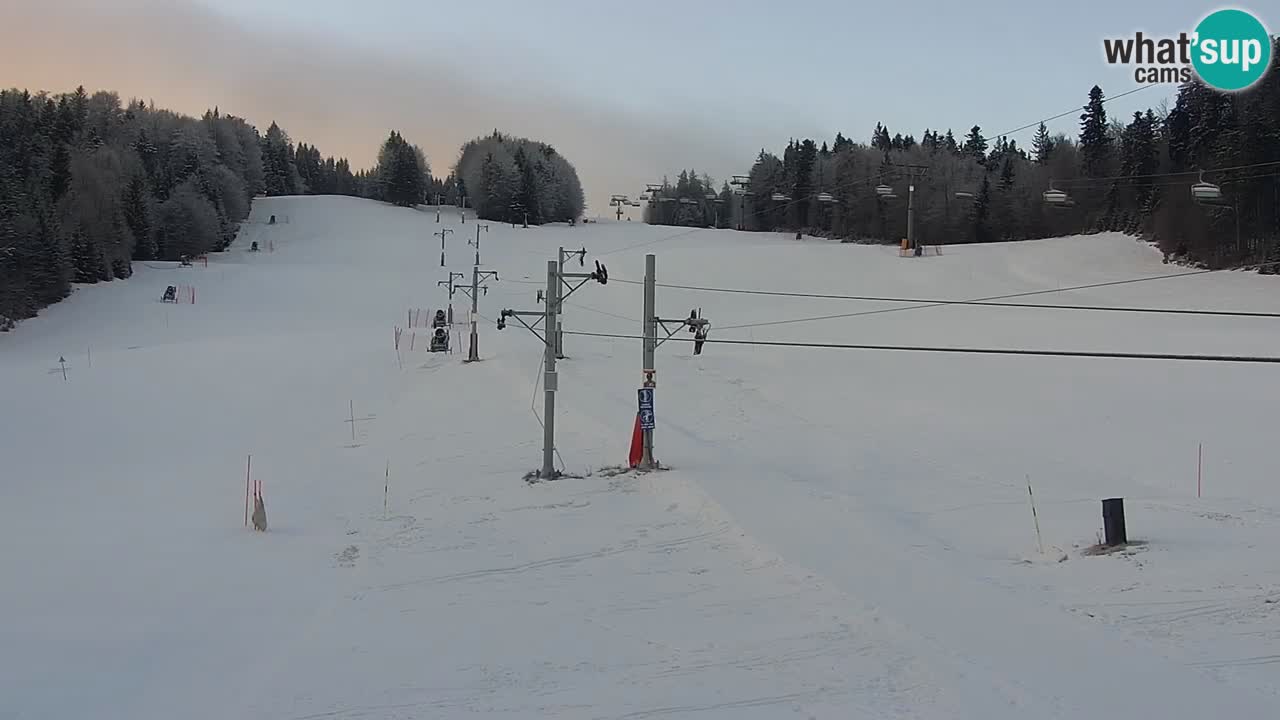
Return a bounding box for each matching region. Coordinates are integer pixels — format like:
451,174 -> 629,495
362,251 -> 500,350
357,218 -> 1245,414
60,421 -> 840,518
429,327 -> 450,353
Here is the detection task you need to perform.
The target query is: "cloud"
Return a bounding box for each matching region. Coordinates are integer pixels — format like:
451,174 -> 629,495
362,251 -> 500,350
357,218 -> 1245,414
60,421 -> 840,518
1,0 -> 756,213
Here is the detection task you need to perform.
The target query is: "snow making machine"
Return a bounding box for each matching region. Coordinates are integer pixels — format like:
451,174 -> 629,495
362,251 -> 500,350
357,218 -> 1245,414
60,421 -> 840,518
429,325 -> 451,353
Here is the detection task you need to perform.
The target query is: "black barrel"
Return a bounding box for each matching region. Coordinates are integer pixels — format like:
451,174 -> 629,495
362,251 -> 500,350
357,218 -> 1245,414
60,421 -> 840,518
1102,498 -> 1127,546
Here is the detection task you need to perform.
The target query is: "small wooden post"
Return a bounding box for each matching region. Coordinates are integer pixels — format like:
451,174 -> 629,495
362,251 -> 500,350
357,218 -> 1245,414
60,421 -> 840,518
1197,443 -> 1203,499
1027,476 -> 1044,555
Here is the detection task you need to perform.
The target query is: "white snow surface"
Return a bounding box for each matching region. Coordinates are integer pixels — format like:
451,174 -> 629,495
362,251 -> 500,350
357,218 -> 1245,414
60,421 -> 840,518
4,196 -> 1280,719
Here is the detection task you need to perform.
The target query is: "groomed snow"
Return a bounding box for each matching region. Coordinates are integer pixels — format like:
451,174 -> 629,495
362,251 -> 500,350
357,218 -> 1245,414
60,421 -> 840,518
3,195 -> 1280,718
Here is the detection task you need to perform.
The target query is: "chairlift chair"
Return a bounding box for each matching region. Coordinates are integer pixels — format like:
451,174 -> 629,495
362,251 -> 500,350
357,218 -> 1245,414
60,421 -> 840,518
1042,182 -> 1072,208
875,184 -> 897,200
1191,172 -> 1223,203
1192,182 -> 1223,202
770,192 -> 788,202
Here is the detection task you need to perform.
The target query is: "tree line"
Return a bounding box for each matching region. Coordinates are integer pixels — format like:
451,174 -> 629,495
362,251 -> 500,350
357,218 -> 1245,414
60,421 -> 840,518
646,39 -> 1280,272
0,86 -> 587,331
455,131 -> 586,226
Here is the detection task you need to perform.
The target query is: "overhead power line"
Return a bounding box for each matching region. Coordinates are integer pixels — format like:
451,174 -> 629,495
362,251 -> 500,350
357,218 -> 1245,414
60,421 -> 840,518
608,267 -> 1280,321
605,83 -> 1165,255
1053,161 -> 1280,187
753,86 -> 1163,217
701,261 -> 1280,331
563,330 -> 1280,365
985,85 -> 1159,142
597,226 -> 706,256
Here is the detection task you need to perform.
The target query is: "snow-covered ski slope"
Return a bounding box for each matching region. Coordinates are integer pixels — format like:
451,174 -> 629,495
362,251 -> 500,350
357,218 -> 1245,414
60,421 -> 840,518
4,195 -> 1280,719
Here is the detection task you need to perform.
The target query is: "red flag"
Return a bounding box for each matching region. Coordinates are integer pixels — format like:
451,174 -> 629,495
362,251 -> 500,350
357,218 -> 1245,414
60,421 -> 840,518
628,413 -> 643,468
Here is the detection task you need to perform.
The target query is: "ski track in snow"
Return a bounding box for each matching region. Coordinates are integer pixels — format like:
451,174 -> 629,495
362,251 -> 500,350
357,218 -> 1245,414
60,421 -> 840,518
3,196 -> 1280,718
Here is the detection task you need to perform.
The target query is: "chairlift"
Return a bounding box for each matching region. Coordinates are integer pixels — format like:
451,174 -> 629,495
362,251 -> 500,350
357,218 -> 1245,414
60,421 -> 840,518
816,192 -> 835,203
1191,183 -> 1223,202
954,190 -> 975,200
1197,195 -> 1234,209
1042,182 -> 1071,206
770,192 -> 788,202
1191,171 -> 1223,203
875,184 -> 897,200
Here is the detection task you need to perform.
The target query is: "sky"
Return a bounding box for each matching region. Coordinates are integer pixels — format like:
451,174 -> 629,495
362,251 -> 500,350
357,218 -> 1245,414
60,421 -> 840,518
2,0 -> 1271,215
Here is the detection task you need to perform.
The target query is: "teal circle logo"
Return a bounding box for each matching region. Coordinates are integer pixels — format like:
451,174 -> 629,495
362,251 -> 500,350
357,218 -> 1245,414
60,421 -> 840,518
1191,9 -> 1272,91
